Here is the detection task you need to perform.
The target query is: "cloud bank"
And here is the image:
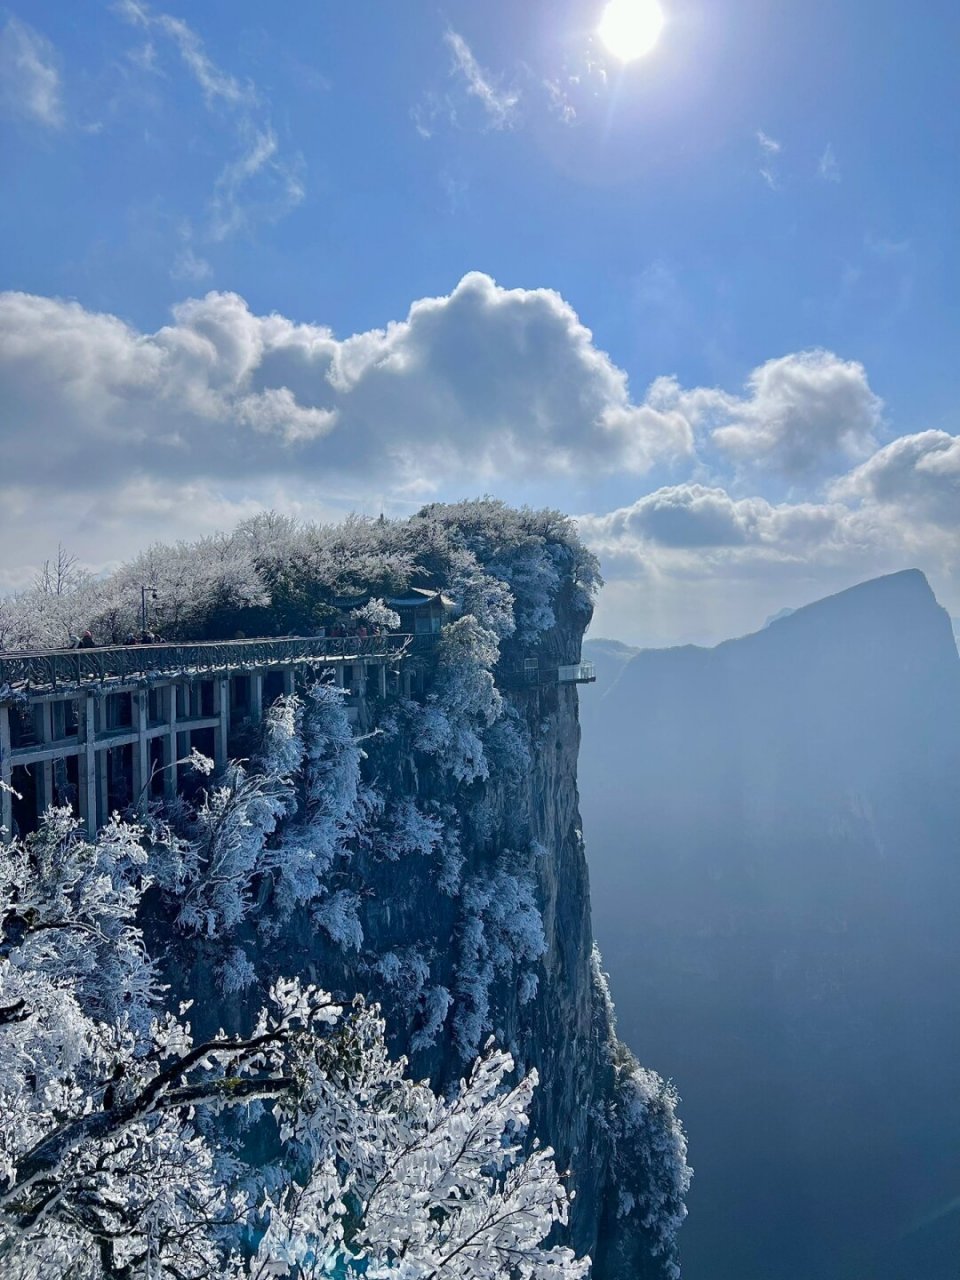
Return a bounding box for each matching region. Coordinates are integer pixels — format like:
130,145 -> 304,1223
1,274 -> 956,644
0,273 -> 692,494
581,453 -> 960,646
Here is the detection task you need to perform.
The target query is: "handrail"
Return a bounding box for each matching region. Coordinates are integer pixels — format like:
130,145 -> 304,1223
0,634 -> 413,696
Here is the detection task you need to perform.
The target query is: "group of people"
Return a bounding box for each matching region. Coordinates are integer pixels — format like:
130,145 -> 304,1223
66,629 -> 161,649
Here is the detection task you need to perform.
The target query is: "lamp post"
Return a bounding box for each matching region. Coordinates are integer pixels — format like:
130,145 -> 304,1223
140,585 -> 158,636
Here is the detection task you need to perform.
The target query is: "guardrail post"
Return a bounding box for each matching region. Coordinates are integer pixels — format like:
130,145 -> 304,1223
97,748 -> 109,829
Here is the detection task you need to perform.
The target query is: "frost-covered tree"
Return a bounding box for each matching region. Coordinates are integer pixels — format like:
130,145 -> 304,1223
100,534 -> 270,641
0,553 -> 101,650
252,1027 -> 589,1280
454,865 -> 547,1060
0,811 -> 589,1280
350,596 -> 401,632
417,614 -> 503,784
150,758 -> 293,943
591,947 -> 691,1279
259,685 -> 369,928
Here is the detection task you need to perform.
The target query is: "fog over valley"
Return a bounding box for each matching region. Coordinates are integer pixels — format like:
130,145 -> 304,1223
580,570 -> 960,1278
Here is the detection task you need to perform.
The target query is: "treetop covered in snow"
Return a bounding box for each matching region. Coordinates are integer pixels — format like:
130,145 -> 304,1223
0,500 -> 601,651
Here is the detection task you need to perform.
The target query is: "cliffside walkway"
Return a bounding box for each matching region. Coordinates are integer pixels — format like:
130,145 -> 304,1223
0,634 -> 414,841
0,634 -> 411,695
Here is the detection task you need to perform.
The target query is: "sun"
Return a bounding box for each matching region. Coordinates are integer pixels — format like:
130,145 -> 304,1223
597,0 -> 665,61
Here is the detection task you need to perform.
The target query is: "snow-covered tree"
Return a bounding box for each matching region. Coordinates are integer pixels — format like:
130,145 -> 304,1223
350,597 -> 401,632
252,1023 -> 589,1280
0,813 -> 589,1280
151,759 -> 293,942
454,865 -> 547,1060
591,947 -> 691,1279
259,684 -> 368,927
416,615 -> 503,784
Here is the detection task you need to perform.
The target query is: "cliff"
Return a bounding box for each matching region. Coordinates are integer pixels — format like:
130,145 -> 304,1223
580,569 -> 960,1280
133,502 -> 690,1279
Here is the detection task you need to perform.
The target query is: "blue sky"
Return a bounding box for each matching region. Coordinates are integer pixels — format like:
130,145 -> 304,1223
1,0 -> 958,644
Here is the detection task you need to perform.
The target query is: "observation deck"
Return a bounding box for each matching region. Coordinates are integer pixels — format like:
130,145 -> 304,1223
496,658 -> 596,688
557,661 -> 596,684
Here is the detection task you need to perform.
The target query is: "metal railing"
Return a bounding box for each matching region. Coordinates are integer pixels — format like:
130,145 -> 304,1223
0,634 -> 413,696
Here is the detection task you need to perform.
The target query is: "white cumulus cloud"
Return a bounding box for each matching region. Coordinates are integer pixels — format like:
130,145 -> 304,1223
580,460 -> 960,647
830,430 -> 960,524
0,274 -> 692,498
701,350 -> 882,478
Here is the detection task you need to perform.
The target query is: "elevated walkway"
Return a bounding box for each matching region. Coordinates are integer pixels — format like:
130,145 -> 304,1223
0,634 -> 413,841
0,634 -> 411,697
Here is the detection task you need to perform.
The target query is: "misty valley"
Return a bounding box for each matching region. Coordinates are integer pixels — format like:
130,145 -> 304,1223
580,570 -> 960,1279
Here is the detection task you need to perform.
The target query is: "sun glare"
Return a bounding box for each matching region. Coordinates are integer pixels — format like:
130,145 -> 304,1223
597,0 -> 665,62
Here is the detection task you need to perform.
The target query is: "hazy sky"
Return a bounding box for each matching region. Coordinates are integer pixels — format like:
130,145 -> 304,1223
2,0 -> 958,645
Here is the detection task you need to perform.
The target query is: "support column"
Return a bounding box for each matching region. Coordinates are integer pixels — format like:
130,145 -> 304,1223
1,706 -> 12,840
40,762 -> 53,819
133,689 -> 149,809
164,683 -> 178,801
39,701 -> 53,820
214,678 -> 229,770
378,663 -> 387,698
334,663 -> 345,689
78,694 -> 97,837
250,671 -> 263,723
97,748 -> 109,827
282,667 -> 296,696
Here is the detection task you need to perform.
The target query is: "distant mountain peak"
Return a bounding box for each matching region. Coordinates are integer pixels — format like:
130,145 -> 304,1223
764,569 -> 934,630
753,568 -> 952,647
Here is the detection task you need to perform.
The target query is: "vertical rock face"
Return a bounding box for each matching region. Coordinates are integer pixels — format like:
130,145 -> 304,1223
272,580 -> 687,1276
580,569 -> 960,1280
158,507 -> 690,1279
